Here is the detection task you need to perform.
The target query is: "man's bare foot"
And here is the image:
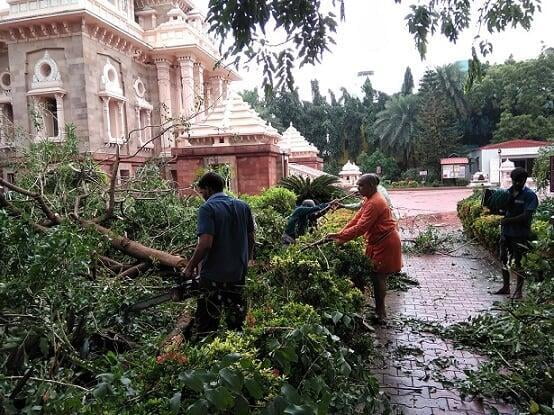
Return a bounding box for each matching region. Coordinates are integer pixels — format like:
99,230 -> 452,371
492,287 -> 510,295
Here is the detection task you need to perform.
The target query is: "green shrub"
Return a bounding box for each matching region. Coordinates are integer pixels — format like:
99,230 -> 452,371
473,214 -> 502,252
249,187 -> 296,216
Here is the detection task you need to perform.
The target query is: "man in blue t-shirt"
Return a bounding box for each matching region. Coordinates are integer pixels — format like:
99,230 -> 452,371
282,199 -> 332,244
183,172 -> 255,335
493,167 -> 538,299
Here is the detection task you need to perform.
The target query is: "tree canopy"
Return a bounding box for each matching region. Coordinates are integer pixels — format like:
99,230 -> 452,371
207,0 -> 543,91
241,52 -> 554,177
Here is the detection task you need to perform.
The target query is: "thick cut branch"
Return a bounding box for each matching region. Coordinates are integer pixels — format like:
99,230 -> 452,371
97,255 -> 127,273
72,215 -> 187,269
117,262 -> 150,279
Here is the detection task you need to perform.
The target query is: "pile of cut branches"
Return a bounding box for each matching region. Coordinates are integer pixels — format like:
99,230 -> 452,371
0,132 -> 388,413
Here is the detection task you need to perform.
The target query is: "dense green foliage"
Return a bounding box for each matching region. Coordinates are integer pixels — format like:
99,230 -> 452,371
206,0 -> 542,92
454,193 -> 553,408
0,142 -> 387,414
243,53 -> 553,179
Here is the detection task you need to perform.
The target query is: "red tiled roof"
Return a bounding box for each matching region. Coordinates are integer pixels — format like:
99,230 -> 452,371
480,139 -> 551,150
440,157 -> 469,165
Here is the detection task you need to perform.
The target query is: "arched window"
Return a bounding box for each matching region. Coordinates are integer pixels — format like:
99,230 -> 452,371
99,59 -> 127,144
27,52 -> 66,142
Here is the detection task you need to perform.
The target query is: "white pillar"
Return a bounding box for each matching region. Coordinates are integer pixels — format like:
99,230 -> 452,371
155,58 -> 173,150
54,93 -> 65,140
135,106 -> 142,144
178,55 -> 195,118
193,62 -> 205,118
0,103 -> 4,144
117,101 -> 125,143
222,79 -> 229,100
210,75 -> 223,105
101,96 -> 111,143
204,80 -> 212,113
145,110 -> 152,146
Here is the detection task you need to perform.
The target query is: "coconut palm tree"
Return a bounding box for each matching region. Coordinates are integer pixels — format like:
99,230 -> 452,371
373,94 -> 419,167
435,64 -> 469,120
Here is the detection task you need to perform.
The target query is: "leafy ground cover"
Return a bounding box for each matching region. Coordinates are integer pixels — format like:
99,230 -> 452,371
0,139 -> 391,414
438,193 -> 554,412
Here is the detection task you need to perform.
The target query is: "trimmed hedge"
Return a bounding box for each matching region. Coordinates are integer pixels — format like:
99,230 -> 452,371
457,191 -> 553,280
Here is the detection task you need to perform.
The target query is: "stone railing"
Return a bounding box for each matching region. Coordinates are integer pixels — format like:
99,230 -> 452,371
145,22 -> 219,58
4,0 -> 144,40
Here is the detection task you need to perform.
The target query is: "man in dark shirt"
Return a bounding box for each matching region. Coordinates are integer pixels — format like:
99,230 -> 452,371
183,172 -> 255,335
493,167 -> 538,299
282,199 -> 332,244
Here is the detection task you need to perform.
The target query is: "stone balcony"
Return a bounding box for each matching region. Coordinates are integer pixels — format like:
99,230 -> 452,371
3,0 -> 144,41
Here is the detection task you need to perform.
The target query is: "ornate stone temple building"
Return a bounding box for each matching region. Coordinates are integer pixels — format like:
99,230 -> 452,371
0,0 -> 324,193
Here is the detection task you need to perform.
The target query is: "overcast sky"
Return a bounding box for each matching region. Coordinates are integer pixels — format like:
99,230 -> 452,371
197,0 -> 554,100
2,0 -> 551,100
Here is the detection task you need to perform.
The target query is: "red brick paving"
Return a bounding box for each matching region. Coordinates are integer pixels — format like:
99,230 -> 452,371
372,230 -> 514,414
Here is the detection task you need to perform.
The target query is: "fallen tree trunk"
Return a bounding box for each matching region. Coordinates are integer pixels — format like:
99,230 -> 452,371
71,214 -> 188,269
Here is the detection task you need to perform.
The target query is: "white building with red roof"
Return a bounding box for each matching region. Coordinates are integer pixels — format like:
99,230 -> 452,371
468,139 -> 552,185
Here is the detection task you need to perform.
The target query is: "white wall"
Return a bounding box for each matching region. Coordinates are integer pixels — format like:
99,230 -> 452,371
474,146 -> 545,184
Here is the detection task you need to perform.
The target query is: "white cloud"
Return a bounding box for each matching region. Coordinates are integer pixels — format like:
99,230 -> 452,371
3,0 -> 550,100
224,0 -> 554,99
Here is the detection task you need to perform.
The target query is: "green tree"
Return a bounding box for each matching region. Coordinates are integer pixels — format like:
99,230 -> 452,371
414,95 -> 463,176
356,150 -> 401,180
413,65 -> 464,174
492,112 -> 554,142
467,53 -> 554,143
374,94 -> 419,167
207,0 -> 542,91
401,67 -> 414,95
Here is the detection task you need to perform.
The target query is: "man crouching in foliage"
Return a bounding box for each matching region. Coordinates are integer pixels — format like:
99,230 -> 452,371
183,172 -> 255,336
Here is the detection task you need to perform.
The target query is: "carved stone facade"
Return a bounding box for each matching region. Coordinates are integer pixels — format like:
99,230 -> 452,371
0,0 -> 241,180
0,0 -> 322,193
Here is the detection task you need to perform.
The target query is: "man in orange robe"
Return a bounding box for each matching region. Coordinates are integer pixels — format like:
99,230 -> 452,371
327,174 -> 402,323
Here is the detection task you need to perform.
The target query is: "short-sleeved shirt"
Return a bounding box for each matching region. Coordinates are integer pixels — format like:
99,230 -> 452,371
284,203 -> 328,239
501,186 -> 538,238
197,192 -> 255,283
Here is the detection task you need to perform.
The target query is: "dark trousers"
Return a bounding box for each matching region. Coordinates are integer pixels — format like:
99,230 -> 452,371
500,235 -> 530,271
194,279 -> 246,335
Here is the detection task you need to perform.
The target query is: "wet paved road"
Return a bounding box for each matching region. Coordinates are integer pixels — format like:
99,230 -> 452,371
388,188 -> 474,218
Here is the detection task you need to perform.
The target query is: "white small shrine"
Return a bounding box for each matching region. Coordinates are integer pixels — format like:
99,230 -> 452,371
500,159 -> 516,188
339,160 -> 362,186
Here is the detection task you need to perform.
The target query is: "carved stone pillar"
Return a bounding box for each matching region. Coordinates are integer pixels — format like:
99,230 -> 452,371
155,58 -> 173,149
178,55 -> 195,118
134,106 -> 142,143
101,96 -> 111,143
144,110 -> 152,146
0,103 -> 4,145
54,93 -> 65,140
210,75 -> 223,105
117,101 -> 125,142
222,79 -> 229,100
193,62 -> 205,118
204,81 -> 212,113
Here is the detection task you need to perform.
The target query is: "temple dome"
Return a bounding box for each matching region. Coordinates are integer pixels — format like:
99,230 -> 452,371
184,91 -> 281,140
339,160 -> 361,177
279,123 -> 320,154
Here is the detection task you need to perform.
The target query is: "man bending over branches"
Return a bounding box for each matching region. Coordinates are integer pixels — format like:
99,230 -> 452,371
282,199 -> 334,244
183,172 -> 255,336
